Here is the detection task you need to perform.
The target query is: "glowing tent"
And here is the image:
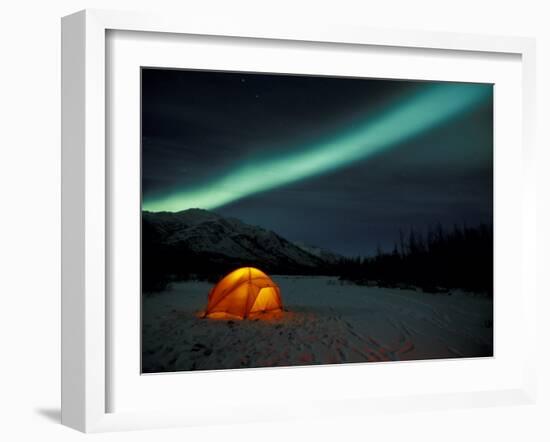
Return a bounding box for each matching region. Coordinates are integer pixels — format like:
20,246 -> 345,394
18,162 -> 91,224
204,267 -> 283,319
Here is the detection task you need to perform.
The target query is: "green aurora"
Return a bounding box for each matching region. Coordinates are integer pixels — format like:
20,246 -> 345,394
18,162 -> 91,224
142,82 -> 492,213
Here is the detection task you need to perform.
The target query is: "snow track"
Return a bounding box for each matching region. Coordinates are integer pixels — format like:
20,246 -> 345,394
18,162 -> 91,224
142,276 -> 493,373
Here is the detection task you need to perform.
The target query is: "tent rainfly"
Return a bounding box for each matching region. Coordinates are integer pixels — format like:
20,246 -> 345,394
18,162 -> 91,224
204,267 -> 283,319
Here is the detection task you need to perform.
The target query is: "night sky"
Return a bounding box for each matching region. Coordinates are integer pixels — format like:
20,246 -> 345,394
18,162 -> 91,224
141,68 -> 493,257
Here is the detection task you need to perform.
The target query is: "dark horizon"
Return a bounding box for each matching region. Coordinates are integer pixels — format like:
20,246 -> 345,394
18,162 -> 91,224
142,68 -> 493,256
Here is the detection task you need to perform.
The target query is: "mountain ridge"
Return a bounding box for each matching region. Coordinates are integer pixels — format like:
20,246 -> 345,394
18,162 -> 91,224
142,209 -> 338,288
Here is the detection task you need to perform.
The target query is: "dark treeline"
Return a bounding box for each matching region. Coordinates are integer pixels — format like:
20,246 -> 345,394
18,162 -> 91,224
143,219 -> 493,296
337,223 -> 493,295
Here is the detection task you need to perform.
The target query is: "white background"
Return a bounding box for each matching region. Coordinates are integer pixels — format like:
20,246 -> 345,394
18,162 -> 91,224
0,1 -> 548,441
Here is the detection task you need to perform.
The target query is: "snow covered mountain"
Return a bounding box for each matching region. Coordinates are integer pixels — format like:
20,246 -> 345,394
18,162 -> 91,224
292,241 -> 343,264
143,208 -> 335,273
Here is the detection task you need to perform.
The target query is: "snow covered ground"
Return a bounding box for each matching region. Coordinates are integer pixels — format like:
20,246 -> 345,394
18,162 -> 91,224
142,276 -> 493,373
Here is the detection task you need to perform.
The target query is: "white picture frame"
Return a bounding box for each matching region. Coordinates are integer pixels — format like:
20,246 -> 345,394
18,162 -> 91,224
61,9 -> 537,433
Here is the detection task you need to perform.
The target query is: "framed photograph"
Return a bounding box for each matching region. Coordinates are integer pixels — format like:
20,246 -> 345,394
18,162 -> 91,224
61,9 -> 537,432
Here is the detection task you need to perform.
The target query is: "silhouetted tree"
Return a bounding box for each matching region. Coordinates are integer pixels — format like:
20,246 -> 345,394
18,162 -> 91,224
338,223 -> 493,296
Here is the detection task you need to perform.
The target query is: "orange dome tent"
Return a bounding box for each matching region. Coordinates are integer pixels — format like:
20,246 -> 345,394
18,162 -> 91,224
204,267 -> 283,319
